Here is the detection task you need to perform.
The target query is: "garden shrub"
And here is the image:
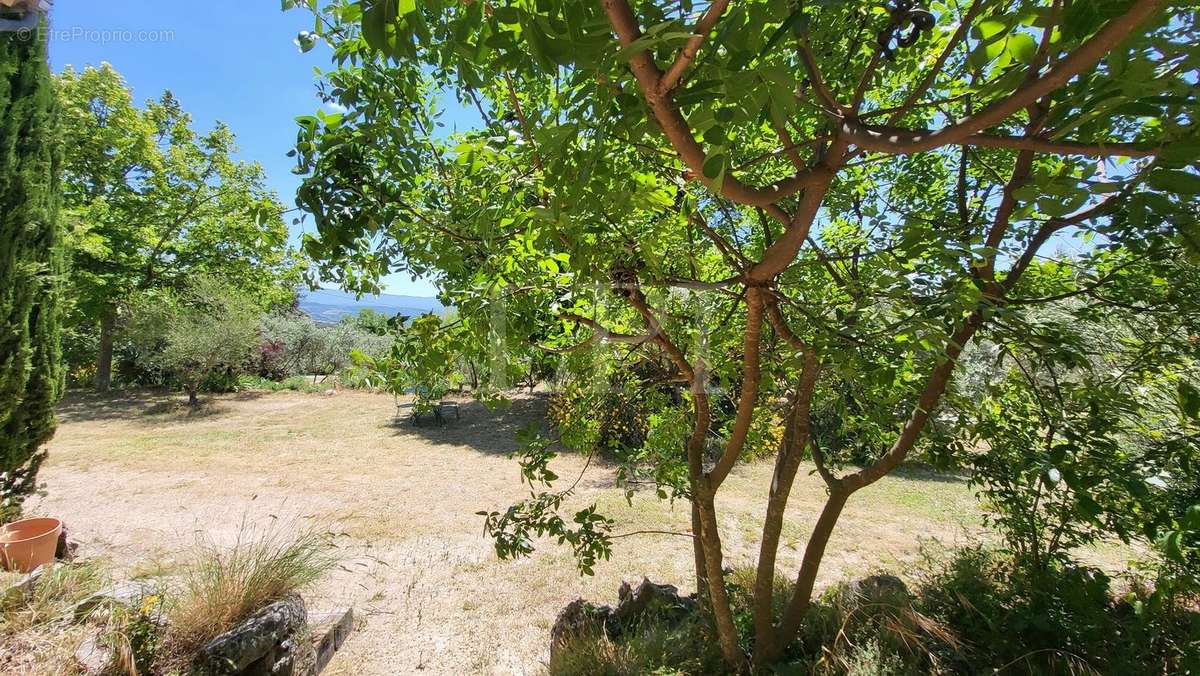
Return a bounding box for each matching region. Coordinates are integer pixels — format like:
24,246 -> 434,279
914,545 -> 1200,675
548,615 -> 725,676
259,311 -> 391,381
551,548 -> 1199,675
551,568 -> 959,676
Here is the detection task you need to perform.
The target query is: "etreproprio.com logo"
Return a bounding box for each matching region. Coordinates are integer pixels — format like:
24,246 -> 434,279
4,25 -> 176,45
1,10 -> 174,44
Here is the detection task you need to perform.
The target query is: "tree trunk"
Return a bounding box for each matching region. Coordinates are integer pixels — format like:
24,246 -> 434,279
694,490 -> 746,672
187,388 -> 199,407
758,489 -> 850,667
750,429 -> 805,663
752,356 -> 820,664
95,306 -> 115,391
691,500 -> 708,607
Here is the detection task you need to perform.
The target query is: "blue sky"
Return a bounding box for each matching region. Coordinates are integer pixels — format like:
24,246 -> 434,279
46,1 -> 438,297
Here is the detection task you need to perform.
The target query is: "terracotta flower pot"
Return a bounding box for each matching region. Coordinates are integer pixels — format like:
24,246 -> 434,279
1,517 -> 63,573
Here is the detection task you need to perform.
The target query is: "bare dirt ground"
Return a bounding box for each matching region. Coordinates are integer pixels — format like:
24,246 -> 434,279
33,389 -> 987,675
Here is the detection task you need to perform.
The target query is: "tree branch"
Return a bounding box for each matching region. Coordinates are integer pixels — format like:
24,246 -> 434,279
659,0 -> 732,94
709,288 -> 766,487
963,133 -> 1159,158
560,313 -> 656,345
841,0 -> 1162,154
602,0 -> 826,214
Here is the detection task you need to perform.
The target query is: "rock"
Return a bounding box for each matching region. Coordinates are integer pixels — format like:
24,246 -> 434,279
2,564 -> 45,605
74,633 -> 116,675
550,578 -> 697,662
550,598 -> 611,660
55,524 -> 78,561
846,574 -> 910,605
69,580 -> 156,622
192,593 -> 307,675
308,608 -> 353,675
609,578 -> 696,633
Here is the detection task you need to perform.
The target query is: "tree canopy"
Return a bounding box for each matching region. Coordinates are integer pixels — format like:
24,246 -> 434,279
56,64 -> 302,389
287,0 -> 1199,669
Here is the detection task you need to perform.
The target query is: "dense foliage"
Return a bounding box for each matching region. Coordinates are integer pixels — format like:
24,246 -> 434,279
55,64 -> 302,390
287,0 -> 1200,669
0,19 -> 63,517
259,310 -> 392,381
551,548 -> 1199,675
125,277 -> 262,407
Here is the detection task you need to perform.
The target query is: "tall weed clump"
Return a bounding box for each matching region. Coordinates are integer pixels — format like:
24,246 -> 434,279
160,522 -> 335,662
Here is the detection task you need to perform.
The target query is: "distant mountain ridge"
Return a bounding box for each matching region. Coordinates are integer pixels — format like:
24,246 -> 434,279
298,287 -> 444,324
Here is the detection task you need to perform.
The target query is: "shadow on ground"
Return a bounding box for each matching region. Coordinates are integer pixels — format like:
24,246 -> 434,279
385,393 -> 552,456
57,389 -> 269,425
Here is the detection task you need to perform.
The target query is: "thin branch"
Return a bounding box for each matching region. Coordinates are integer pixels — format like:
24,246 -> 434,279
797,35 -> 849,115
659,0 -> 732,94
809,438 -> 840,488
610,529 -> 695,539
886,0 -> 986,125
693,211 -> 750,268
503,71 -> 543,171
841,0 -> 1163,154
560,313 -> 656,345
963,133 -> 1159,158
764,296 -> 810,353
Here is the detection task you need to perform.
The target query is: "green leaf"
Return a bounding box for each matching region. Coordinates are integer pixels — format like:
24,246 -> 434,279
613,31 -> 695,62
1148,169 -> 1200,195
493,6 -> 521,23
1076,494 -> 1103,520
1179,382 -> 1200,421
1063,0 -> 1134,40
1007,32 -> 1037,64
1163,530 -> 1183,561
295,31 -> 319,53
975,19 -> 1009,41
1183,505 -> 1200,531
701,152 -> 727,180
361,1 -> 393,55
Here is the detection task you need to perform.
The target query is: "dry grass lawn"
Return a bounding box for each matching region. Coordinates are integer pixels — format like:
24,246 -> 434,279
28,389 -> 1003,674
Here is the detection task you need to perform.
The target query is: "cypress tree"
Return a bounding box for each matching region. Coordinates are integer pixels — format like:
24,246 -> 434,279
0,16 -> 63,518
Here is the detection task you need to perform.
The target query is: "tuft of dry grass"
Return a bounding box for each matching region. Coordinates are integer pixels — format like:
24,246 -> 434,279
0,560 -> 108,633
159,520 -> 335,663
0,560 -> 110,674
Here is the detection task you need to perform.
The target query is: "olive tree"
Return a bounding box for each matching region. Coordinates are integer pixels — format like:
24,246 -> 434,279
127,277 -> 260,407
286,0 -> 1198,669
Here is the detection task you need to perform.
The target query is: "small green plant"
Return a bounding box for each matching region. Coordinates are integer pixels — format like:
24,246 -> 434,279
104,592 -> 165,675
237,374 -> 332,394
